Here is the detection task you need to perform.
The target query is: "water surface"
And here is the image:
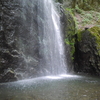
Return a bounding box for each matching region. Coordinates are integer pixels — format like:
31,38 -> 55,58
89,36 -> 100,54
0,74 -> 100,100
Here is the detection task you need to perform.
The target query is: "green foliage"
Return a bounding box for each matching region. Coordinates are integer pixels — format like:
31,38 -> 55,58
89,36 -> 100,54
65,8 -> 75,14
65,39 -> 74,46
72,0 -> 100,12
74,10 -> 100,29
77,29 -> 83,41
65,38 -> 75,60
75,5 -> 83,14
81,13 -> 93,25
84,13 -> 93,19
63,8 -> 76,60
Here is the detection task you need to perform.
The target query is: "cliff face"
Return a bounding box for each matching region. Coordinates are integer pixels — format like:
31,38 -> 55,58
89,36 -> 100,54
0,0 -> 74,82
0,0 -> 39,82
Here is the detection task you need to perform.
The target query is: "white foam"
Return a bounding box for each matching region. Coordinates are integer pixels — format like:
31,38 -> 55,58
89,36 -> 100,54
45,76 -> 62,79
60,74 -> 81,78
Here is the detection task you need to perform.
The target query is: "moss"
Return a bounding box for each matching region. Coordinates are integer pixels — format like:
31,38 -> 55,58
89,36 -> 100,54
77,27 -> 100,55
64,9 -> 76,59
77,29 -> 83,41
89,26 -> 100,55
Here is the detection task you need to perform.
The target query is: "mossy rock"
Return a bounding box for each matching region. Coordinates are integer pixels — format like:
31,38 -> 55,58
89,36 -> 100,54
77,29 -> 83,41
77,27 -> 100,56
74,26 -> 100,75
64,9 -> 76,59
89,26 -> 100,55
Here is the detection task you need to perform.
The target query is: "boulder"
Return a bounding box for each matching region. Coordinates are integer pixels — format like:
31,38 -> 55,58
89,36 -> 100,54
74,27 -> 100,75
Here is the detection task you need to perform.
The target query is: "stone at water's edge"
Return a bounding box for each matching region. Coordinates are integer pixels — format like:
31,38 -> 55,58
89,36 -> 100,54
74,27 -> 100,75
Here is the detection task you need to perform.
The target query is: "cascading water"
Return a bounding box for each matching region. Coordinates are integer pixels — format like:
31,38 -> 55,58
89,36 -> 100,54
38,0 -> 67,75
1,0 -> 67,80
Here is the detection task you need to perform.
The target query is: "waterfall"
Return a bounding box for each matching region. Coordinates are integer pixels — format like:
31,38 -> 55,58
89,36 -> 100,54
0,0 -> 69,83
38,0 -> 67,75
7,0 -> 67,80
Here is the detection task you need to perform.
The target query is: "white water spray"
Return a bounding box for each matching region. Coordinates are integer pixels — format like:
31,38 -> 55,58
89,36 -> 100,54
38,0 -> 67,75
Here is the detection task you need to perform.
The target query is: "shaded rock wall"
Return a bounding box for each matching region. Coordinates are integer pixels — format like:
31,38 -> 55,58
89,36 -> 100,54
74,27 -> 100,75
0,0 -> 39,82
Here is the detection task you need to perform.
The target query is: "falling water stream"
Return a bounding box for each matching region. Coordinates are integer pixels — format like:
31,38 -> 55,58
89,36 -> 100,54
38,0 -> 67,75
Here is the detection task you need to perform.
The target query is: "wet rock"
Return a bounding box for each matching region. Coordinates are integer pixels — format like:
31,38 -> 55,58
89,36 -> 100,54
0,0 -> 39,82
0,69 -> 17,83
74,27 -> 100,75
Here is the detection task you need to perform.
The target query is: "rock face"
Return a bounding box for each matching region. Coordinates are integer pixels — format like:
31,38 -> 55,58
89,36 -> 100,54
0,0 -> 39,82
58,5 -> 75,72
74,27 -> 100,75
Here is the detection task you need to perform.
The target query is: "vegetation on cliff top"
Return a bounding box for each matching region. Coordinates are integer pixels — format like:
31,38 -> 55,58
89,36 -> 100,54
62,0 -> 100,59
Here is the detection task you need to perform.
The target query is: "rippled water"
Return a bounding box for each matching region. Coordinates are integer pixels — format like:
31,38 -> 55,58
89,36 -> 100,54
0,74 -> 100,100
